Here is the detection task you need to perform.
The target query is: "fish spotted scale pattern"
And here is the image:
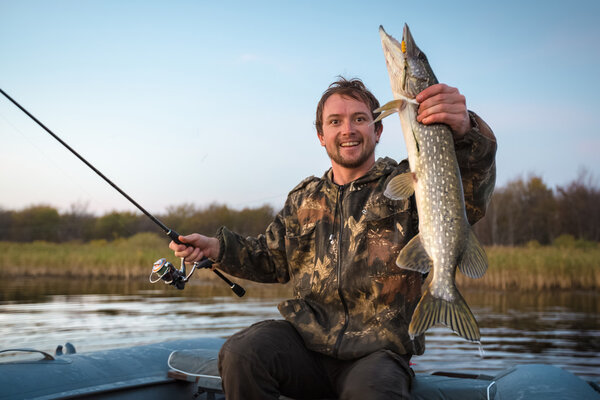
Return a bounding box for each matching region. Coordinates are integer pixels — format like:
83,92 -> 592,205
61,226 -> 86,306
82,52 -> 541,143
376,24 -> 494,342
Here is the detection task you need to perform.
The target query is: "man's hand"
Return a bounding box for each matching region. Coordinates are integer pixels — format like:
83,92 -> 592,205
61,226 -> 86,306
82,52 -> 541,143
415,83 -> 471,139
169,233 -> 220,263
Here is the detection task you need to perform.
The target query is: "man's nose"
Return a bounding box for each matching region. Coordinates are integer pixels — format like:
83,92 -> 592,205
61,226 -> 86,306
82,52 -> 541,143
341,119 -> 354,134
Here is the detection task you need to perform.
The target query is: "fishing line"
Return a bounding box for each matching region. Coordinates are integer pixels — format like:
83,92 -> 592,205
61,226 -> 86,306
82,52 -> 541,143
0,87 -> 245,297
0,110 -> 101,207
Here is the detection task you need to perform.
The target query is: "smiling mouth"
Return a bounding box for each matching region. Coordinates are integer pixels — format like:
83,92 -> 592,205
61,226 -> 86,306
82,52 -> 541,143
340,141 -> 360,147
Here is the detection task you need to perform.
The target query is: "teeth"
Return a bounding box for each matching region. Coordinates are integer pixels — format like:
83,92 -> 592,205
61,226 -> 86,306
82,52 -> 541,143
340,141 -> 360,147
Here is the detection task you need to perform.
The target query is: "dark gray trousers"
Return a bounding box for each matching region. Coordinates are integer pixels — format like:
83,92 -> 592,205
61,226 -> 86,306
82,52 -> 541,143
218,320 -> 413,400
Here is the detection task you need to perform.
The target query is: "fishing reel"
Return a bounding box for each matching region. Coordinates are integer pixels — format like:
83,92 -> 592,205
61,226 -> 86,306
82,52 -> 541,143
149,257 -> 210,290
149,257 -> 246,297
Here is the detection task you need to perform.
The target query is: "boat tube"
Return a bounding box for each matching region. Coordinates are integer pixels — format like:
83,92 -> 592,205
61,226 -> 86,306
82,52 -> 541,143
1,337 -> 598,399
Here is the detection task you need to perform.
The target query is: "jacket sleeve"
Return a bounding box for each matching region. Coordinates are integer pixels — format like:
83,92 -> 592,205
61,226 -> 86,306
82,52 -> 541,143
455,111 -> 497,225
212,207 -> 291,284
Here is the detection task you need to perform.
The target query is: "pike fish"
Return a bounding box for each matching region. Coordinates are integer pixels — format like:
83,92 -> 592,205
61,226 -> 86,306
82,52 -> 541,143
375,24 -> 487,342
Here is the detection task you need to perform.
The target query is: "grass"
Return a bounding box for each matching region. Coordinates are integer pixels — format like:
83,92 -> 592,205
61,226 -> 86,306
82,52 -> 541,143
456,244 -> 600,290
1,233 -> 598,290
0,233 -> 169,280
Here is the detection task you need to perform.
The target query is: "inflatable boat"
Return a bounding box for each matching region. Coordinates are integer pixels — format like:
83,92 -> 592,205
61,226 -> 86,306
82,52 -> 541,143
1,337 -> 598,399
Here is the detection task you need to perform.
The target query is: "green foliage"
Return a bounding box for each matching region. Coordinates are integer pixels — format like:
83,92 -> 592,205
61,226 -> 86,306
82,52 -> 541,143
553,234 -> 577,248
8,205 -> 61,242
552,234 -> 597,249
92,211 -> 140,240
0,203 -> 276,243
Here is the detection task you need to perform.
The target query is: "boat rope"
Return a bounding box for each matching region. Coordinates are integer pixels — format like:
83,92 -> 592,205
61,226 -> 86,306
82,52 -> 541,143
486,380 -> 497,400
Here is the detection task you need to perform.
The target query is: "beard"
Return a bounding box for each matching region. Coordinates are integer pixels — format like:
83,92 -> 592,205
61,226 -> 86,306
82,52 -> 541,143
325,136 -> 377,169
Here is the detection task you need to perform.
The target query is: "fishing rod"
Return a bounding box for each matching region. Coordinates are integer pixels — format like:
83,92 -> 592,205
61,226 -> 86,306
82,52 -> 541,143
0,87 -> 245,297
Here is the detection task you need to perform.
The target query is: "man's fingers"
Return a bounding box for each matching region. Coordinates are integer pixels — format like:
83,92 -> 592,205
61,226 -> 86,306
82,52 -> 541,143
416,83 -> 449,102
185,247 -> 200,262
420,112 -> 459,127
169,240 -> 187,252
418,92 -> 465,112
418,102 -> 465,121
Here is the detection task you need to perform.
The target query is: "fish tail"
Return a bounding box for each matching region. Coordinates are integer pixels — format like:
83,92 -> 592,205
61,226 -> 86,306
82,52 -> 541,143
409,286 -> 480,342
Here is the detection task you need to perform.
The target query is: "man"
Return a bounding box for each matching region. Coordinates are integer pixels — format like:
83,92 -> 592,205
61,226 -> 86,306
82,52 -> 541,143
170,78 -> 496,399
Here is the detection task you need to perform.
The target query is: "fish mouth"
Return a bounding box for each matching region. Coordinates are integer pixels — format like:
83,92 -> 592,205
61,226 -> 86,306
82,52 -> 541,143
379,24 -> 419,63
379,25 -> 405,59
379,24 -> 426,99
379,25 -> 409,98
402,23 -> 417,57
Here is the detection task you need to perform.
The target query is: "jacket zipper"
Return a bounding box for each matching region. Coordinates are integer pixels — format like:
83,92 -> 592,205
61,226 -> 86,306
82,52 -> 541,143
333,184 -> 349,358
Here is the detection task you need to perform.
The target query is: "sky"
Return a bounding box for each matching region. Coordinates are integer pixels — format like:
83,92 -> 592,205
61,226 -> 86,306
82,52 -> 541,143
1,0 -> 599,217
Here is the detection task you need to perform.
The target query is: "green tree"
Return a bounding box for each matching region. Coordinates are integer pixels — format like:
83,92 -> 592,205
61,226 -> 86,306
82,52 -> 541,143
10,205 -> 61,242
92,211 -> 142,240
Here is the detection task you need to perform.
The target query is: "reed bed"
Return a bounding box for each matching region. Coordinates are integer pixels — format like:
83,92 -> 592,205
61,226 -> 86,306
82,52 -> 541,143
456,245 -> 600,290
0,233 -> 168,280
1,234 -> 598,290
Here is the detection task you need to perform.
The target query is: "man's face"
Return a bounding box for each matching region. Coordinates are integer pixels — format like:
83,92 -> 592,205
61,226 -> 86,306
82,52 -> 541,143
318,93 -> 382,171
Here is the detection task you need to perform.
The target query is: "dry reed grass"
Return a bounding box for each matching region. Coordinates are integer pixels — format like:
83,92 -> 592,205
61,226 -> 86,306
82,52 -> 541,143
1,234 -> 598,290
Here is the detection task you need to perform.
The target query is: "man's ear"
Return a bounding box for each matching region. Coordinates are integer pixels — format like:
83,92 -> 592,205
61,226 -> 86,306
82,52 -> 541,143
375,124 -> 383,143
317,131 -> 325,146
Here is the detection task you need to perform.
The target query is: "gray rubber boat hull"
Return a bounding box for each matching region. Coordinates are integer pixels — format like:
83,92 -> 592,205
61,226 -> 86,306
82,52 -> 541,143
1,337 -> 598,399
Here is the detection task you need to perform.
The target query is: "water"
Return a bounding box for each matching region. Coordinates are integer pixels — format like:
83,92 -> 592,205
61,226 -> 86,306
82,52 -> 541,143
1,279 -> 598,383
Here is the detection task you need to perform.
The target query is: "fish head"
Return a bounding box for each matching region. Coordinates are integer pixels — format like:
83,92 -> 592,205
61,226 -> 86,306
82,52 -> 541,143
379,24 -> 438,100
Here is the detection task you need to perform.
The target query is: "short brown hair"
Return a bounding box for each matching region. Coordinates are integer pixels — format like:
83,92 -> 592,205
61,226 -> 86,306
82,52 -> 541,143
315,77 -> 381,134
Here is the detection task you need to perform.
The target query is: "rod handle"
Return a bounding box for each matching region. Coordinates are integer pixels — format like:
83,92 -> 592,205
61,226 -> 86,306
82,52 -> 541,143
167,229 -> 184,244
167,229 -> 246,297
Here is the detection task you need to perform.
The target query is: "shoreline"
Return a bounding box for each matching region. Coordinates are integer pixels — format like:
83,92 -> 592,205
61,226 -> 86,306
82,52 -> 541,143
1,235 -> 598,291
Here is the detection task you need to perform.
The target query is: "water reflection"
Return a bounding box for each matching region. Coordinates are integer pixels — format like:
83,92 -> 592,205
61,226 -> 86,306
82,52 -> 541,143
0,279 -> 598,382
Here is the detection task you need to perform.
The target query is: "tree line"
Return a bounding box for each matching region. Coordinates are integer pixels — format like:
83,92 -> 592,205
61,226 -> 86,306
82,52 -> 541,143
473,170 -> 599,246
1,171 -> 598,246
0,203 -> 276,243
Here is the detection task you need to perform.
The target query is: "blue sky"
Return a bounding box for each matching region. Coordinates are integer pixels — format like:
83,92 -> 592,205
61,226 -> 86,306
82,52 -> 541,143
1,0 -> 599,215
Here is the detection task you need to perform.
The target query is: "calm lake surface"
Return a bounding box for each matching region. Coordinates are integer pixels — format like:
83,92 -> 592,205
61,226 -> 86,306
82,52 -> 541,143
1,277 -> 598,383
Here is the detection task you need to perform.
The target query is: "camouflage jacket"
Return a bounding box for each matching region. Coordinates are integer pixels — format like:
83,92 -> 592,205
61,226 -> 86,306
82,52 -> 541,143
214,112 -> 496,360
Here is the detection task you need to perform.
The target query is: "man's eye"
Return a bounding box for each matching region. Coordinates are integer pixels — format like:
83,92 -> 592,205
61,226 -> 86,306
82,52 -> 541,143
329,119 -> 339,125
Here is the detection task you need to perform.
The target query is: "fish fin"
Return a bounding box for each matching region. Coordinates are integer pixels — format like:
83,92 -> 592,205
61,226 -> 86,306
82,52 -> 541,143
374,99 -> 406,113
385,172 -> 416,200
372,108 -> 398,124
395,233 -> 432,274
372,98 -> 408,124
409,287 -> 480,342
374,95 -> 419,114
458,229 -> 488,278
